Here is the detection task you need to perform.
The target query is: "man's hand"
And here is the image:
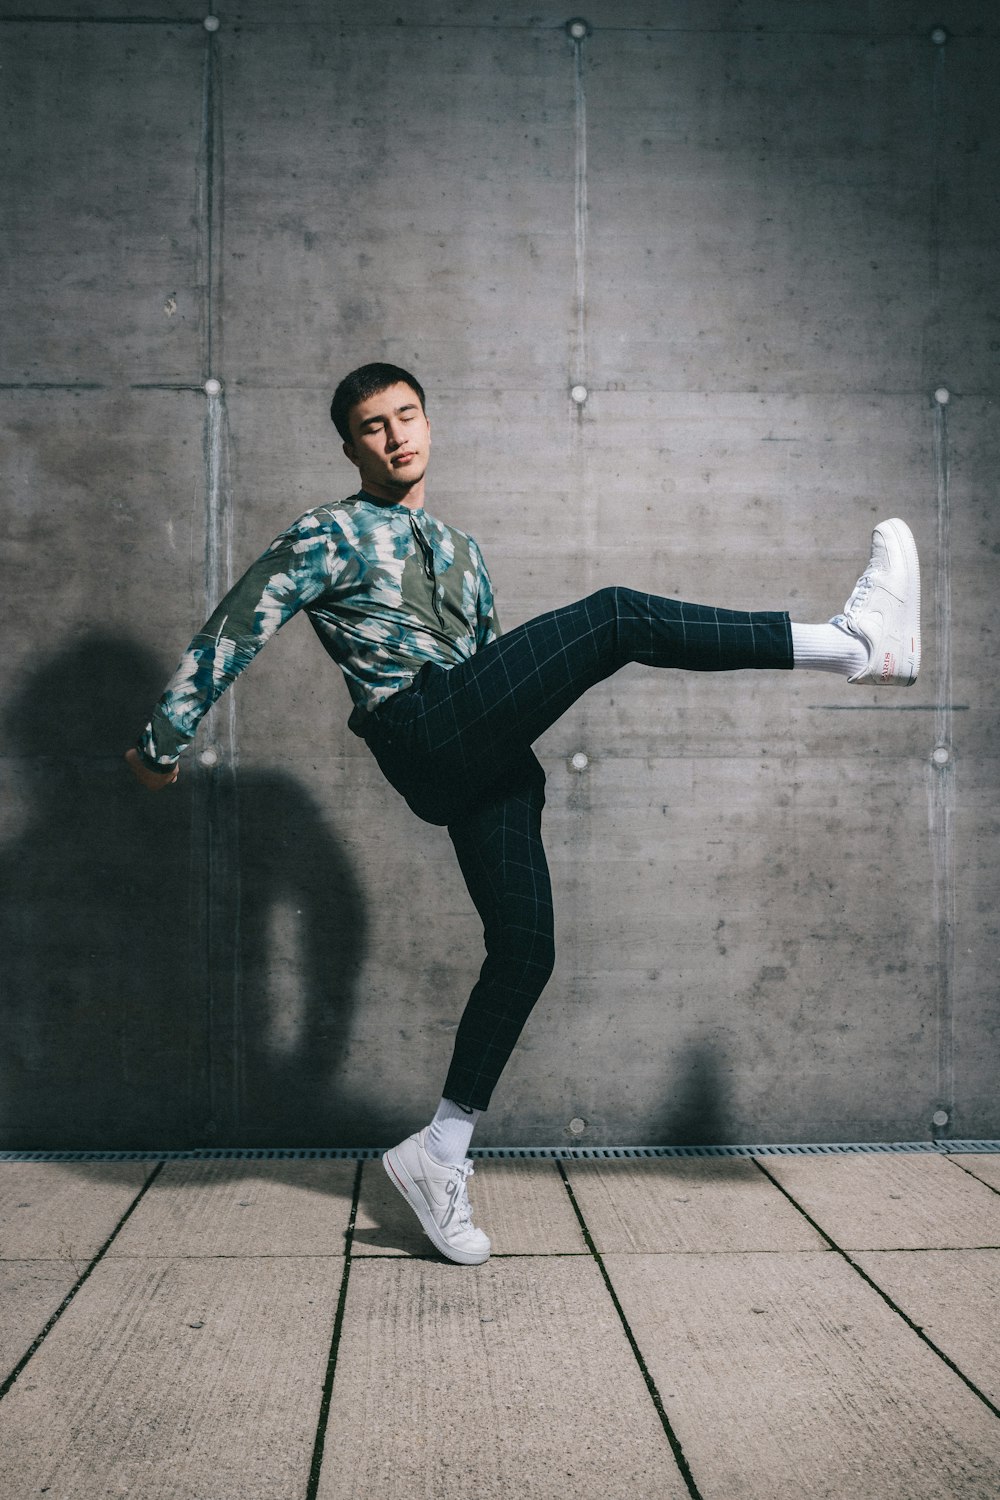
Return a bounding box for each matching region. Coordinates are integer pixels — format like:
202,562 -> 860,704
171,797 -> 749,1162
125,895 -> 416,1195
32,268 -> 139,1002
125,748 -> 179,790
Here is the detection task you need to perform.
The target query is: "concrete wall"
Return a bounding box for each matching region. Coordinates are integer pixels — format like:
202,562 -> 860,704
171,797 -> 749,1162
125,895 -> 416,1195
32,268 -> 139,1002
1,1 -> 996,1149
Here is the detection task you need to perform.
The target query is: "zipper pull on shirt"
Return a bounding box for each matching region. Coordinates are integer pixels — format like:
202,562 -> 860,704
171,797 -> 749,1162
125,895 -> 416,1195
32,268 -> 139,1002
409,512 -> 446,627
408,511 -> 433,578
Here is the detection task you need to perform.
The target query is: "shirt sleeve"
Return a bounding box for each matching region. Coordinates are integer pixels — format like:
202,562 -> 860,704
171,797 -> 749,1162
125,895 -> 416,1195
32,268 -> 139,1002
470,537 -> 501,649
137,521 -> 336,768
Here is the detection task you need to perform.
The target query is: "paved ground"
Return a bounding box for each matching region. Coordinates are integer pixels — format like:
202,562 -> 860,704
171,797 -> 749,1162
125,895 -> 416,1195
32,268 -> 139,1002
1,1150 -> 999,1499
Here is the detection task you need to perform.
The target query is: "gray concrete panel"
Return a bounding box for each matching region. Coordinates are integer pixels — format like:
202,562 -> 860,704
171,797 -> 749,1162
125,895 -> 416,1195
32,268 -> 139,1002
0,758 -> 214,1149
168,759 -> 381,1146
0,388 -> 207,700
180,751 -> 496,1146
564,1157 -> 824,1252
317,1256 -> 691,1500
220,3 -> 1000,34
108,1159 -> 355,1258
760,1154 -> 1000,1249
0,391 -> 212,1148
486,749 -> 938,1147
606,1249 -> 1000,1500
8,2 -> 197,14
0,1162 -> 150,1260
936,43 -> 1000,393
0,1255 -> 339,1500
575,389 -> 938,763
954,761 -> 1000,1138
215,385 -> 589,767
1,24 -> 204,385
946,398 -> 1000,1138
2,2 -> 996,1147
585,28 -> 929,396
855,1247 -> 1000,1406
219,22 -> 575,391
353,1158 -> 585,1257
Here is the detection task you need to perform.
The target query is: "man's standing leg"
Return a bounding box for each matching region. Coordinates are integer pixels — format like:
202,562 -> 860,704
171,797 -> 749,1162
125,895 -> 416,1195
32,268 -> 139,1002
383,754 -> 553,1265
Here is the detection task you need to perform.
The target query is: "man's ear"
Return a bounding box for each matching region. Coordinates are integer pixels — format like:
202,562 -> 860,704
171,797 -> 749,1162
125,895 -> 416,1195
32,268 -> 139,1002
343,441 -> 359,469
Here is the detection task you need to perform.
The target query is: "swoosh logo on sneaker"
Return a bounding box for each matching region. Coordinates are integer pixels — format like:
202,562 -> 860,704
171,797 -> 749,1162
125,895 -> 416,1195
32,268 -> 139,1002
441,1178 -> 463,1230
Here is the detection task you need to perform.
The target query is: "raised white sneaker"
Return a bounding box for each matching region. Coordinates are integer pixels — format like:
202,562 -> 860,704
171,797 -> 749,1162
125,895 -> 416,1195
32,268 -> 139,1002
383,1128 -> 491,1266
835,517 -> 921,686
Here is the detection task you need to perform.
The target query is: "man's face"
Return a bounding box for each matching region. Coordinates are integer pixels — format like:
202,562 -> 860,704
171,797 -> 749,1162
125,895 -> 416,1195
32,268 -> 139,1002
343,381 -> 431,504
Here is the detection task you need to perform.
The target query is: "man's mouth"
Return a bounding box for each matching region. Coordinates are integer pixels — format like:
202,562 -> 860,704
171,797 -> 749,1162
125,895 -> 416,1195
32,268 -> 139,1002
392,453 -> 416,466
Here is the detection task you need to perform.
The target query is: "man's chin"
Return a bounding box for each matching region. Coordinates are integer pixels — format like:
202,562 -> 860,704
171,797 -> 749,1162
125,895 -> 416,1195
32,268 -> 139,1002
388,466 -> 427,493
360,467 -> 427,502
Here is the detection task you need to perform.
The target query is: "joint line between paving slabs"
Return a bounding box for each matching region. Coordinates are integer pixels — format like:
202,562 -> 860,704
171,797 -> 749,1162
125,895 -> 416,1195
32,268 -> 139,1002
945,1156 -> 1000,1198
305,1159 -> 363,1500
751,1158 -> 1000,1422
556,1162 -> 705,1500
0,1161 -> 165,1406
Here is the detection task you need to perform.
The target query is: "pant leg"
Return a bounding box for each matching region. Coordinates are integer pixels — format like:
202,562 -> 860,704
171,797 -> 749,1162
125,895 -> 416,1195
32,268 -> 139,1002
442,753 -> 554,1111
364,586 -> 790,1103
367,586 -> 791,822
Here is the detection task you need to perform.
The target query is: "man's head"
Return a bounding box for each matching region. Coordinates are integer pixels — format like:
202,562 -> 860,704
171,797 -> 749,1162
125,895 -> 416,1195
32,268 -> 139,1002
331,363 -> 430,505
329,363 -> 426,443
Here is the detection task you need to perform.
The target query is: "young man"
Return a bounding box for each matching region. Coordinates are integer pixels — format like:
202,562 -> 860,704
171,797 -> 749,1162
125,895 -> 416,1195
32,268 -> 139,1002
127,361 -> 921,1267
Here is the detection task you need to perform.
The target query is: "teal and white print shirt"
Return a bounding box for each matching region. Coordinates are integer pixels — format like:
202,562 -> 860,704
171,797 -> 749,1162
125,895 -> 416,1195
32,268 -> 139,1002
137,492 -> 500,768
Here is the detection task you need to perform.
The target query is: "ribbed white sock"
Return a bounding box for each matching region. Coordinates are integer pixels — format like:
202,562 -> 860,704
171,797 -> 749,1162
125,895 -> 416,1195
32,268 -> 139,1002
791,621 -> 867,677
425,1097 -> 481,1166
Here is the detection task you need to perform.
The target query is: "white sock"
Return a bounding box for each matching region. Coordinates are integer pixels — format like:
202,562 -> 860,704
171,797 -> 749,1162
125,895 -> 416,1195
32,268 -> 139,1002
425,1097 -> 481,1166
791,621 -> 867,677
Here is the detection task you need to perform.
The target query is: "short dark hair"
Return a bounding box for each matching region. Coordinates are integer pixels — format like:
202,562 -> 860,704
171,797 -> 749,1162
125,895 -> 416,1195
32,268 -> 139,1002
330,363 -> 427,443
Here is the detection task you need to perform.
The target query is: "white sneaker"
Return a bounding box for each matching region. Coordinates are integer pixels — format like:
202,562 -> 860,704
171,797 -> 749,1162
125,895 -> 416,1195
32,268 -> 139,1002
383,1128 -> 491,1266
836,517 -> 921,686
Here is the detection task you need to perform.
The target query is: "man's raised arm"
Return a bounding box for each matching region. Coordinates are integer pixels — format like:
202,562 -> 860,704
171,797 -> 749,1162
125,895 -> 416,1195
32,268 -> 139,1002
126,517 -> 334,789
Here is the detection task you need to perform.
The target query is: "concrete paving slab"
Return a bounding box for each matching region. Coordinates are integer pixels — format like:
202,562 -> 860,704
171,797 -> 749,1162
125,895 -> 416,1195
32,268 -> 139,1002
0,1262 -> 80,1378
0,1254 -> 340,1500
109,1159 -> 356,1258
950,1154 -> 1000,1195
564,1157 -> 825,1252
352,1158 -> 585,1258
855,1248 -> 1000,1407
759,1154 -> 1000,1249
0,1162 -> 152,1260
606,1250 -> 1000,1500
318,1256 -> 690,1500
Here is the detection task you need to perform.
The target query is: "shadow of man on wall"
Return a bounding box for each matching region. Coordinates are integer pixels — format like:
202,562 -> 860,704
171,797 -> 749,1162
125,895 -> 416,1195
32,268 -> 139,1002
0,634 -> 385,1151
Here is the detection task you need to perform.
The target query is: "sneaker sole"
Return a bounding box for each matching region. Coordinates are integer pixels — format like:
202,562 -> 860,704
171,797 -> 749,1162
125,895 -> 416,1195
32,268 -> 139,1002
382,1148 -> 491,1266
880,517 -> 921,685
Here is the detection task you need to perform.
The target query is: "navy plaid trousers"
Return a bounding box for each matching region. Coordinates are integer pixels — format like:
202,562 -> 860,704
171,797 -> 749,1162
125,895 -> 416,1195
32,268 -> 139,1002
363,586 -> 792,1109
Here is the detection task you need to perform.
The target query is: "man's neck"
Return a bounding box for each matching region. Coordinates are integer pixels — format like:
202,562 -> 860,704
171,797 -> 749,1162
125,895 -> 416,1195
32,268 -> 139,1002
358,478 -> 426,510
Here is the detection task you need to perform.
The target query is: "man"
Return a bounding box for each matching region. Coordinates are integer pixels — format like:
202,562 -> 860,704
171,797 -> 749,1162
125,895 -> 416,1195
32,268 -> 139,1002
127,361 -> 921,1267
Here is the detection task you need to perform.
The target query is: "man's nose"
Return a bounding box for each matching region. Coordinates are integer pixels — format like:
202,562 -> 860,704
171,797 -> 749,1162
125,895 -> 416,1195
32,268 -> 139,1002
385,421 -> 403,449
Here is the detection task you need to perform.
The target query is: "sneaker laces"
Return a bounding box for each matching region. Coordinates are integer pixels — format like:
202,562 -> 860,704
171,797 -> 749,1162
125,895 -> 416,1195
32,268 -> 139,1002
836,560 -> 879,628
444,1160 -> 477,1230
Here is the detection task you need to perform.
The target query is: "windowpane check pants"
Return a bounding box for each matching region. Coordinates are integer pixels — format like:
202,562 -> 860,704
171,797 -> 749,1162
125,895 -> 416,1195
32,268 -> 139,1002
363,586 -> 792,1110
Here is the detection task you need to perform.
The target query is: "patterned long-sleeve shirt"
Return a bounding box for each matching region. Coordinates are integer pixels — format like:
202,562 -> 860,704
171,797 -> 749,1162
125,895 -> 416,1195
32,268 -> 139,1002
137,491 -> 500,768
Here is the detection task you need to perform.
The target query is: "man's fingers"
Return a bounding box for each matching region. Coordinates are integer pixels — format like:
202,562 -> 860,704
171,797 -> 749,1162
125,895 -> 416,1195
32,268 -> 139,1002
124,748 -> 179,790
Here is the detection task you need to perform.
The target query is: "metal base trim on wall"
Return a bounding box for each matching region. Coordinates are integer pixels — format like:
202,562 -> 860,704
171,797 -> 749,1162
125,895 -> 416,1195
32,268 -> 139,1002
1,1139 -> 997,1164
